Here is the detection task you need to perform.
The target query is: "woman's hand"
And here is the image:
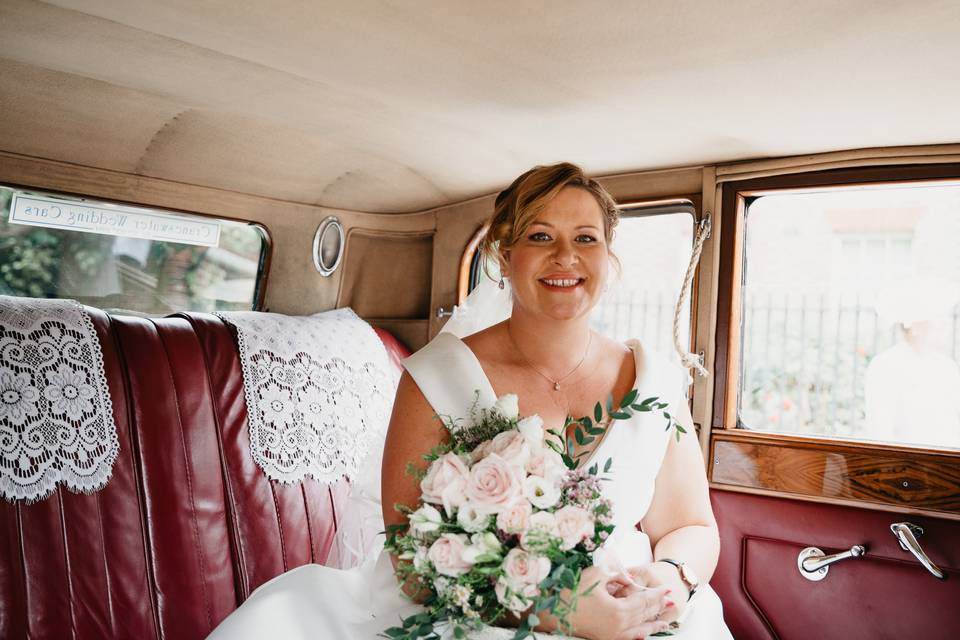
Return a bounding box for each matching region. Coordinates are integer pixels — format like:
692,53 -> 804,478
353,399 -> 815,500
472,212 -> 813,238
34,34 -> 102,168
562,566 -> 673,640
616,564 -> 685,624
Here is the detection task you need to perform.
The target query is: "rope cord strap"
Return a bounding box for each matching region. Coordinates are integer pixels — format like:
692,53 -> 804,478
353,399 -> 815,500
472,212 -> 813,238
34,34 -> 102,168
673,214 -> 711,378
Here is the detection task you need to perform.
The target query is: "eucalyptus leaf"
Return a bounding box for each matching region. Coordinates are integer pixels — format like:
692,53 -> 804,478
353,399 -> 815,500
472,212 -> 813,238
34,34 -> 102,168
603,458 -> 612,472
620,388 -> 639,408
594,402 -> 603,423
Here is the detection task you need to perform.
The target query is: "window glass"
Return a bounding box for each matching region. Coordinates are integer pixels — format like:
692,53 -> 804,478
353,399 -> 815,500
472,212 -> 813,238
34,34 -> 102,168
592,208 -> 695,353
468,206 -> 696,357
740,183 -> 960,449
0,186 -> 268,314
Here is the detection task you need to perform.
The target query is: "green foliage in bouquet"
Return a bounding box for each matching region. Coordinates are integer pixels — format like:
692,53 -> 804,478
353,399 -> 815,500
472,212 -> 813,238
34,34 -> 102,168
382,388 -> 687,640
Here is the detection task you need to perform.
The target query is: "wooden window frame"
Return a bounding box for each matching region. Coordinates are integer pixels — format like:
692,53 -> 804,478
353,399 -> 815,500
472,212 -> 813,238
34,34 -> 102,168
710,163 -> 960,517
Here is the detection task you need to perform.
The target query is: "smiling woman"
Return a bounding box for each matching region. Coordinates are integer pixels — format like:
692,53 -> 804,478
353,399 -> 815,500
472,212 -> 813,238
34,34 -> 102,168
3,3 -> 960,640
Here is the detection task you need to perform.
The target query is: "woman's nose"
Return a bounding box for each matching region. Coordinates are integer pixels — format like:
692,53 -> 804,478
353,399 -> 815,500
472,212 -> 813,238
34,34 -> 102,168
551,241 -> 578,266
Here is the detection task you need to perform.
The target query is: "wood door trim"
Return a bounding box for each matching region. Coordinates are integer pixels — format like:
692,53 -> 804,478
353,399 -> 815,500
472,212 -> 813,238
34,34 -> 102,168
710,430 -> 960,516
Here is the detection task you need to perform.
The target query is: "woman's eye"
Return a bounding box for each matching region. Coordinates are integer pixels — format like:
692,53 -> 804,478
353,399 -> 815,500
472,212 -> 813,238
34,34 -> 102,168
576,234 -> 598,243
528,232 -> 551,242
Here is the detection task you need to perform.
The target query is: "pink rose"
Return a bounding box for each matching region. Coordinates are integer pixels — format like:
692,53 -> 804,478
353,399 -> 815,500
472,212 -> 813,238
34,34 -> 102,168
427,533 -> 473,577
525,448 -> 567,484
420,452 -> 470,516
470,439 -> 492,464
496,500 -> 532,535
554,505 -> 595,550
466,453 -> 523,514
487,430 -> 531,469
500,547 -> 550,603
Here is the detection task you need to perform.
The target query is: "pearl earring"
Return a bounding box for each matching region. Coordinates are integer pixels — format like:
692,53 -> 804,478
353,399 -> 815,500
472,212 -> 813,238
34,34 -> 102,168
498,277 -> 505,290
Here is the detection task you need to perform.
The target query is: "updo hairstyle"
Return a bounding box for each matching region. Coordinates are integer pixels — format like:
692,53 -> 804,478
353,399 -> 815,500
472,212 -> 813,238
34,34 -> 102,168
480,162 -> 620,274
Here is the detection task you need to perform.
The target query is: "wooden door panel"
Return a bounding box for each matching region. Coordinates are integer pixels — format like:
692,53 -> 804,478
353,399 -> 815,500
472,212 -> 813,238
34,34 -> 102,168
711,489 -> 960,639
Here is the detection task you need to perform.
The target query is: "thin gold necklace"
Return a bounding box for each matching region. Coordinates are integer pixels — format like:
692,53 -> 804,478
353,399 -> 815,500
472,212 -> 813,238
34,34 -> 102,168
506,322 -> 593,391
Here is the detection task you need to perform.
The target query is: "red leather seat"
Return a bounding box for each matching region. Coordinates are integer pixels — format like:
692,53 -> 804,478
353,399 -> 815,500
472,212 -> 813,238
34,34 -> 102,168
0,308 -> 409,639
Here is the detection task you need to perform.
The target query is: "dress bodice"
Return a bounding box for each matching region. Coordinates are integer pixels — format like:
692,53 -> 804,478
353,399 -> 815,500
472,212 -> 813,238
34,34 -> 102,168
403,333 -> 687,533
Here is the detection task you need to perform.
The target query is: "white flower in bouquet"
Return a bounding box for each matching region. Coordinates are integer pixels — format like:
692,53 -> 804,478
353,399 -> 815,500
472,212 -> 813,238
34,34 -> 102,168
465,453 -> 523,513
412,545 -> 430,571
496,500 -> 532,535
456,501 -> 491,533
486,429 -> 532,469
491,393 -> 520,420
516,414 -> 545,448
461,531 -> 503,564
428,533 -> 473,577
520,510 -> 558,550
523,474 -> 561,509
408,503 -> 444,538
495,548 -> 551,612
420,451 -> 470,516
554,505 -> 595,550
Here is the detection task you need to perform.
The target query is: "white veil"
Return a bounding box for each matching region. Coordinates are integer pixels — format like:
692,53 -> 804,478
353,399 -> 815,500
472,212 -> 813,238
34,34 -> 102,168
439,270 -> 513,338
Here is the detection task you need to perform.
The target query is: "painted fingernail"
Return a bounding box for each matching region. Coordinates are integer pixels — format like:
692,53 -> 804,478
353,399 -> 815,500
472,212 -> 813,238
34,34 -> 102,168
665,589 -> 672,595
665,599 -> 676,608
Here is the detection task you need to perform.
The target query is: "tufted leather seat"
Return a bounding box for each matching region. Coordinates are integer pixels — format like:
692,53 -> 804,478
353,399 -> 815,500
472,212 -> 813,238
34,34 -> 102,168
0,307 -> 409,639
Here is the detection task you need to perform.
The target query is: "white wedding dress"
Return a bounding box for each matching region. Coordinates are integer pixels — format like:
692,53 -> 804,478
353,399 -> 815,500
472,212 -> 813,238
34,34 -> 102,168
209,333 -> 732,639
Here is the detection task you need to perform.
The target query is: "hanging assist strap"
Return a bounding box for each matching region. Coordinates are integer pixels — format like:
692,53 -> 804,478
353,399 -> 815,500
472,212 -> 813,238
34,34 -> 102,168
673,213 -> 712,378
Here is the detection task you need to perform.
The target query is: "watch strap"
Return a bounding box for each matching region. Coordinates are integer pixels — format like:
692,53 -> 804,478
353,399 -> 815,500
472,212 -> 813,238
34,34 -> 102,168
657,558 -> 698,600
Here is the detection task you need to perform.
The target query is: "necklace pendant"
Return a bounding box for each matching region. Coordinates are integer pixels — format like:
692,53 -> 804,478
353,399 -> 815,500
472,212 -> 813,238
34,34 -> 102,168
554,382 -> 561,391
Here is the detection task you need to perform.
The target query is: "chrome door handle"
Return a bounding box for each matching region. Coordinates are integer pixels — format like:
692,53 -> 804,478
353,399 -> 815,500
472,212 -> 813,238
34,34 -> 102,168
797,544 -> 866,581
436,306 -> 454,319
890,522 -> 946,580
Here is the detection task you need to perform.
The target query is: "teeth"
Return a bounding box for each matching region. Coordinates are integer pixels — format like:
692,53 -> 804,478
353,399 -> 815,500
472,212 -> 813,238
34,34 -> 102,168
542,278 -> 580,287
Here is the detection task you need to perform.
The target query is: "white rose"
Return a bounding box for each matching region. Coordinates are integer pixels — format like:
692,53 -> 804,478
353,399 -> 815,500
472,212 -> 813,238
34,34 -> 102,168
420,452 -> 470,516
553,505 -> 595,550
516,415 -> 545,448
496,500 -> 532,535
495,575 -> 535,613
456,501 -> 491,533
520,511 -> 558,550
408,503 -> 444,538
523,475 -> 561,509
427,533 -> 473,577
461,532 -> 502,564
487,429 -> 531,469
466,453 -> 523,514
491,393 -> 520,420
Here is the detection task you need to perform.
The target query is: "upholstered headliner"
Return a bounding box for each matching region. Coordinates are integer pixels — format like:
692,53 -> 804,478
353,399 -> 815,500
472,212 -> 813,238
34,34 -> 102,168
1,0 -> 958,213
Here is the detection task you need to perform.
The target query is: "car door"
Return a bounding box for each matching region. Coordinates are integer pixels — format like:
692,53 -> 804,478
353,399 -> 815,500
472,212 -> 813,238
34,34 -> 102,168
707,164 -> 960,640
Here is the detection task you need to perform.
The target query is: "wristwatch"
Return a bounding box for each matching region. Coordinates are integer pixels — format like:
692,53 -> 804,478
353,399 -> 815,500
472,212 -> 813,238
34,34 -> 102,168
658,558 -> 699,601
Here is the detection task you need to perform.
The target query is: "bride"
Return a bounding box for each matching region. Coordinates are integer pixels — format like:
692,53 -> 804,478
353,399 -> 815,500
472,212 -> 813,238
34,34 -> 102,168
209,163 -> 732,639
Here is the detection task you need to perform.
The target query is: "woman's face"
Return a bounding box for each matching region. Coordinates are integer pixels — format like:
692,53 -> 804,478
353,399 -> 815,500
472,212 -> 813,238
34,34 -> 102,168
503,186 -> 609,323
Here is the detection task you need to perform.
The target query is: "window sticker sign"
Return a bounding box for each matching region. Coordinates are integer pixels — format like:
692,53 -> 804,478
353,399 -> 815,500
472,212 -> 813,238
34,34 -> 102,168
8,193 -> 221,247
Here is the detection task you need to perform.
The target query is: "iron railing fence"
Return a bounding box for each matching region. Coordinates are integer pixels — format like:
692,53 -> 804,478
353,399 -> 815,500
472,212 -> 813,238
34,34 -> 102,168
593,290 -> 960,439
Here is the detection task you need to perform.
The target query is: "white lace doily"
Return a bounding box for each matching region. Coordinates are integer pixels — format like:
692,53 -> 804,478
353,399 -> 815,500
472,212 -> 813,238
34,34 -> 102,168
218,308 -> 398,485
0,296 -> 119,502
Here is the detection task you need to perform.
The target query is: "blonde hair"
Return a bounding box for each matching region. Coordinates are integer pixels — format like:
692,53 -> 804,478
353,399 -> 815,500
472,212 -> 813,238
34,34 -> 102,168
480,162 -> 619,274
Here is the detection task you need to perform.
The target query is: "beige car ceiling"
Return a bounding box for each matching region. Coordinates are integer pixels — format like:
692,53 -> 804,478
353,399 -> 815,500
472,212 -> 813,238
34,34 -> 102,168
1,0 -> 959,214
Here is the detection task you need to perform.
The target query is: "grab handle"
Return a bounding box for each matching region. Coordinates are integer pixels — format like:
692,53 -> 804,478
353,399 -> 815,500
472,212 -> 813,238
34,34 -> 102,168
890,522 -> 946,580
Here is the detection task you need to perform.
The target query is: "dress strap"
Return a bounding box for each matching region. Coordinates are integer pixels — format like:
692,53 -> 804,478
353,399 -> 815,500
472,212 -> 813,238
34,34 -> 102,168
402,333 -> 498,429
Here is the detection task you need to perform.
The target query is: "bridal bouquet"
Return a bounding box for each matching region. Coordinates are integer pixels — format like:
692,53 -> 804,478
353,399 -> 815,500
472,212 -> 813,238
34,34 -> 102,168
383,390 -> 682,640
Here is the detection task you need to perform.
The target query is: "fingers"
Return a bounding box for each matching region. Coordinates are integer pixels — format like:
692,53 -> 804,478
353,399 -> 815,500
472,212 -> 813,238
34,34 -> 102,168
618,584 -> 670,624
630,620 -> 671,639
